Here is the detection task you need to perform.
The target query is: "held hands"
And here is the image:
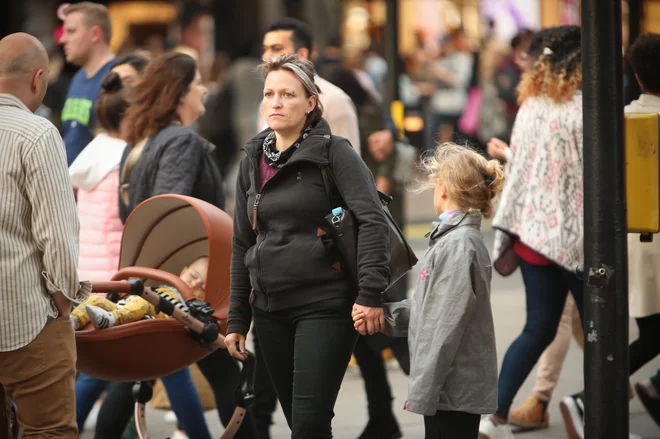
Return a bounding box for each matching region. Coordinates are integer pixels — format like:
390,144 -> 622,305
226,333 -> 248,361
352,303 -> 385,335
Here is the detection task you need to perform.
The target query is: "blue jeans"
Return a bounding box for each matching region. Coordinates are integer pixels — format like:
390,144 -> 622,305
495,260 -> 585,419
75,372 -> 109,431
79,368 -> 211,439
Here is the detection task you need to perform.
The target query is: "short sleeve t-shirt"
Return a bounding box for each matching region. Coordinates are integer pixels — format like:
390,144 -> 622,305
61,59 -> 115,165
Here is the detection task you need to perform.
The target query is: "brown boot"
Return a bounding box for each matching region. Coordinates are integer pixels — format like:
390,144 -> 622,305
509,395 -> 549,431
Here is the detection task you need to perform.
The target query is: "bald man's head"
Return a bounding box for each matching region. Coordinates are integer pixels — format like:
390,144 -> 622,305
0,33 -> 49,112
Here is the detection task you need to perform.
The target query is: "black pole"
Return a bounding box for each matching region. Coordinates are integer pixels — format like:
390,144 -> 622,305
581,0 -> 629,438
626,0 -> 643,103
384,0 -> 400,105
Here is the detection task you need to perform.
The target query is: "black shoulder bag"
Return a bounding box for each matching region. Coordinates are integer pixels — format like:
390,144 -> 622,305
319,166 -> 418,296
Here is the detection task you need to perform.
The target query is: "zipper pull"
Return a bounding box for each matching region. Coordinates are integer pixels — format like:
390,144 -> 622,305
252,194 -> 261,232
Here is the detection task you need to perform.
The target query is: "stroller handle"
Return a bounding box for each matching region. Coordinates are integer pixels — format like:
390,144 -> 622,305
91,280 -> 140,294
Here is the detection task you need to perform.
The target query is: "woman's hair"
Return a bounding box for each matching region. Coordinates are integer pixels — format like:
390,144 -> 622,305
120,52 -> 197,206
420,143 -> 505,218
123,52 -> 197,146
258,53 -> 324,128
95,71 -> 129,133
517,25 -> 582,104
112,52 -> 150,75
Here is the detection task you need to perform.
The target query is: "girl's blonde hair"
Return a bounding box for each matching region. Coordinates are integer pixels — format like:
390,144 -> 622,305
421,143 -> 505,218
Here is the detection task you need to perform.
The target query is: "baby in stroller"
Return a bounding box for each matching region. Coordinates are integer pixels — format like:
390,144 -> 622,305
71,256 -> 208,330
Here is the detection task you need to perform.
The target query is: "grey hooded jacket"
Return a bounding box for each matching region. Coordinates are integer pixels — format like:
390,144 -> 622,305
406,212 -> 498,416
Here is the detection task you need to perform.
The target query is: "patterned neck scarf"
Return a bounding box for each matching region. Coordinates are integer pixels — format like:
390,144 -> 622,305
262,124 -> 314,169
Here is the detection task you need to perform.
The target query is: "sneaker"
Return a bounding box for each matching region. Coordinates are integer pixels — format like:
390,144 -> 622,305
86,305 -> 116,329
635,381 -> 660,428
559,393 -> 585,439
478,416 -> 514,439
508,395 -> 549,431
560,393 -> 643,439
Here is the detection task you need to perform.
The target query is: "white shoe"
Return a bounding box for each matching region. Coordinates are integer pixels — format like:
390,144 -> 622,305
86,305 -> 116,329
170,429 -> 188,439
478,416 -> 514,439
164,410 -> 178,424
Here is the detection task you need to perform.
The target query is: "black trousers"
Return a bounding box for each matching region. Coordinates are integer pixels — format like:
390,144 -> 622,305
353,333 -> 410,409
253,297 -> 357,439
423,410 -> 480,439
94,348 -> 258,438
630,313 -> 660,375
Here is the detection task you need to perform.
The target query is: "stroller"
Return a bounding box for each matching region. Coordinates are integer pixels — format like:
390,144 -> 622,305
6,195 -> 254,439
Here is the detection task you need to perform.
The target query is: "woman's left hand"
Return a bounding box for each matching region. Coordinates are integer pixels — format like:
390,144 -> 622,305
352,303 -> 384,335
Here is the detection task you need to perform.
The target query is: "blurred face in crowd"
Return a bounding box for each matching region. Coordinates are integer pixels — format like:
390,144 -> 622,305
176,69 -> 208,126
262,30 -> 309,60
111,64 -> 140,86
262,69 -> 315,136
60,11 -> 95,66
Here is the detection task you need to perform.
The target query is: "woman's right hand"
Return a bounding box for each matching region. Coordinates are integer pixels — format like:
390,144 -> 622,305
225,333 -> 248,361
487,137 -> 509,162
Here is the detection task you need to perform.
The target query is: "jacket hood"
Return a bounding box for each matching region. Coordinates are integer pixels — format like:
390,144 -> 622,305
69,133 -> 127,191
429,212 -> 482,243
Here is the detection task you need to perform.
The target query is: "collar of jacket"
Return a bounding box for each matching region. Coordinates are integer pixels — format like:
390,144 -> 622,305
427,212 -> 482,243
242,118 -> 333,166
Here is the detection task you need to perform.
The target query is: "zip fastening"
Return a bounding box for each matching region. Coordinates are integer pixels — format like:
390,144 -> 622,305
252,194 -> 261,233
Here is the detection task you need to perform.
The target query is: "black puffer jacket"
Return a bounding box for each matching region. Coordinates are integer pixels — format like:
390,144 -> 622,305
226,119 -> 390,336
118,124 -> 225,223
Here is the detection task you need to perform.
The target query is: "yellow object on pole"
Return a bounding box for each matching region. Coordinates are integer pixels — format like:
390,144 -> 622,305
625,113 -> 660,237
390,100 -> 405,139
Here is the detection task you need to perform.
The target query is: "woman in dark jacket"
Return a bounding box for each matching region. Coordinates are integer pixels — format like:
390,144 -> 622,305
225,54 -> 390,438
95,52 -> 256,439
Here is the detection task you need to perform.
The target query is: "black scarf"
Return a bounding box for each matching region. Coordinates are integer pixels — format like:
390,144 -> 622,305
262,124 -> 314,169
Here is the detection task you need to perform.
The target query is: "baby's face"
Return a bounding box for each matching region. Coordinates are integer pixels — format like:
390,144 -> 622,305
180,257 -> 209,300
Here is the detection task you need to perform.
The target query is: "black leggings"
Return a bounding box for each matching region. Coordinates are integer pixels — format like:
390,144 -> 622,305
423,410 -> 480,439
94,349 -> 258,438
630,313 -> 660,375
253,297 -> 357,439
353,333 -> 410,411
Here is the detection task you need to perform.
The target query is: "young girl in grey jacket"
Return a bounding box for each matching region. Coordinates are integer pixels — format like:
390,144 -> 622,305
356,143 -> 505,438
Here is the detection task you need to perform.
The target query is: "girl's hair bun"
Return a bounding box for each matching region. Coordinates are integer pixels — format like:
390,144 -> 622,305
101,71 -> 123,93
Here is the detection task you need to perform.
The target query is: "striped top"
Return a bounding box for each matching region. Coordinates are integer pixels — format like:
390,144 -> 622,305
0,93 -> 91,352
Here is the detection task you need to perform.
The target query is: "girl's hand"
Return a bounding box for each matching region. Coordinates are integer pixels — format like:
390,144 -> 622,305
353,311 -> 367,334
352,304 -> 384,335
225,333 -> 248,361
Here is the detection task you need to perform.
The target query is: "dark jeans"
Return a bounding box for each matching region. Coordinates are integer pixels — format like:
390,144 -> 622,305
94,368 -> 211,439
75,372 -> 109,432
353,333 -> 410,413
253,297 -> 357,439
630,313 -> 660,375
496,260 -> 585,419
252,332 -> 279,437
94,349 -> 258,439
423,410 -> 480,439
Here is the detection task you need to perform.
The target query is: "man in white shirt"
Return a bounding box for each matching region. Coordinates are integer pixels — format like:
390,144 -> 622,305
260,17 -> 361,154
0,33 -> 90,438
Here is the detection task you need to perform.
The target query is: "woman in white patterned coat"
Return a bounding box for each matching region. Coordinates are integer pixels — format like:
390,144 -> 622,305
479,26 -> 584,439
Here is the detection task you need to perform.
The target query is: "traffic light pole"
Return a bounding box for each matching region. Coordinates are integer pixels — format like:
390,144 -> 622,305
581,0 -> 629,437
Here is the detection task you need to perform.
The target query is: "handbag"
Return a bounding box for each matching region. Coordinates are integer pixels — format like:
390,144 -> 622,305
319,166 -> 418,295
